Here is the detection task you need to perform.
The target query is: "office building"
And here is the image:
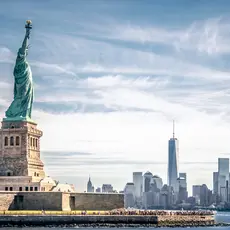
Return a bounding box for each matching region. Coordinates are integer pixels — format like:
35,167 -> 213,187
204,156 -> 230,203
193,185 -> 201,205
87,176 -> 94,193
133,172 -> 143,198
200,184 -> 212,207
177,175 -> 188,202
151,175 -> 163,190
142,171 -> 153,208
168,121 -> 179,192
102,184 -> 113,193
218,158 -> 229,202
213,172 -> 218,194
192,184 -> 212,206
95,187 -> 101,193
143,171 -> 153,192
124,182 -> 135,208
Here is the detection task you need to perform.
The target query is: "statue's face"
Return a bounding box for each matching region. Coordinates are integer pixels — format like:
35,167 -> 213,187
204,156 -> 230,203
17,48 -> 28,58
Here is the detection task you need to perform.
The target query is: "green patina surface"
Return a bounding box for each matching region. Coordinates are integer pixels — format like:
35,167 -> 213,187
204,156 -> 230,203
4,21 -> 34,122
2,116 -> 35,123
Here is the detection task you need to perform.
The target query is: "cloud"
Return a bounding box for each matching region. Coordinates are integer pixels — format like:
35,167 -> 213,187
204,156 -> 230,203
31,61 -> 78,77
41,149 -> 219,192
68,16 -> 230,68
174,17 -> 230,55
0,47 -> 14,63
1,1 -> 230,193
30,70 -> 230,192
106,17 -> 230,55
22,31 -> 230,82
28,74 -> 230,121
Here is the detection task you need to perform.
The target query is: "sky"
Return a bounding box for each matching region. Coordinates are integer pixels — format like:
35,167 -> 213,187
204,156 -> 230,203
1,0 -> 230,194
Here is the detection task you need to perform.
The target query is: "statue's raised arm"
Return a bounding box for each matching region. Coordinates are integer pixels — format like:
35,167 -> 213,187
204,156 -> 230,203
17,20 -> 32,59
4,20 -> 34,121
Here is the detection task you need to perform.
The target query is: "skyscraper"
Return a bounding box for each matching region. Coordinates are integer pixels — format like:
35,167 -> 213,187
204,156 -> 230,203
87,176 -> 94,193
124,182 -> 135,208
143,171 -> 153,192
213,172 -> 218,194
177,173 -> 188,202
168,121 -> 179,192
133,172 -> 143,198
218,158 -> 229,201
151,175 -> 163,190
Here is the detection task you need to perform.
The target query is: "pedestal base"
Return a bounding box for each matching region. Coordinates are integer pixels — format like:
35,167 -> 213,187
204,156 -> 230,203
0,119 -> 45,178
3,116 -> 36,124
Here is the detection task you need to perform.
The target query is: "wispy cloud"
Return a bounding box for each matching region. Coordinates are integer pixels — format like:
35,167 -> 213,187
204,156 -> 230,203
1,0 -> 230,192
101,17 -> 230,55
174,17 -> 230,55
0,47 -> 14,63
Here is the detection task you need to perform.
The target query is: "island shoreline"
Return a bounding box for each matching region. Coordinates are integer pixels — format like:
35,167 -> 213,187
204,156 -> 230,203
0,214 -> 218,228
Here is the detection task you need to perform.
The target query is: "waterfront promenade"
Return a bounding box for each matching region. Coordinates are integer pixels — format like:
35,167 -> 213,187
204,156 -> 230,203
0,209 -> 215,215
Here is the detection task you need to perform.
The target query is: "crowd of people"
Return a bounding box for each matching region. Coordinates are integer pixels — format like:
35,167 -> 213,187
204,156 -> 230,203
79,209 -> 215,216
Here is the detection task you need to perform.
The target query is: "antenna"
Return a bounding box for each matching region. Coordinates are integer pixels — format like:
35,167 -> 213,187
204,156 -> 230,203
173,120 -> 175,138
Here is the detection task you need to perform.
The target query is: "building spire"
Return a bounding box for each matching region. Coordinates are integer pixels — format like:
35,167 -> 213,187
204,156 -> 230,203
173,120 -> 175,138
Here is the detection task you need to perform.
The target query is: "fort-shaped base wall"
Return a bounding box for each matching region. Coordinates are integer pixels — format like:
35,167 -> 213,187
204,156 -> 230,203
0,192 -> 124,211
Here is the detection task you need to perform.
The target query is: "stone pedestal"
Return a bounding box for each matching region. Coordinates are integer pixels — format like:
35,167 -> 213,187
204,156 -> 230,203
0,120 -> 45,179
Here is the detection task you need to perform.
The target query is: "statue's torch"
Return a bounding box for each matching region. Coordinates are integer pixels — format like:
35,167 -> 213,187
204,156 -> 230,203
25,20 -> 32,39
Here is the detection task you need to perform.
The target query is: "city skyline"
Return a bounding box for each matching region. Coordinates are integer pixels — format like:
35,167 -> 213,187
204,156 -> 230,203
1,0 -> 230,192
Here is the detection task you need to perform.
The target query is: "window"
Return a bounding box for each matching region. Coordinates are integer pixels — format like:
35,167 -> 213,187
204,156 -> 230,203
34,187 -> 38,191
33,138 -> 35,147
10,136 -> 14,146
34,172 -> 36,176
16,136 -> 20,146
35,139 -> 38,148
30,187 -> 33,191
7,172 -> 11,176
19,187 -> 22,191
30,137 -> 33,147
5,187 -> 8,191
4,137 -> 8,146
9,187 -> 13,191
25,187 -> 29,191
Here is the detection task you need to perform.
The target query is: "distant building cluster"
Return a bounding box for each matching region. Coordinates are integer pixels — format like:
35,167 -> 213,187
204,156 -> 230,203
120,123 -> 229,210
123,171 -> 188,209
84,122 -> 230,210
212,158 -> 230,208
86,176 -> 117,194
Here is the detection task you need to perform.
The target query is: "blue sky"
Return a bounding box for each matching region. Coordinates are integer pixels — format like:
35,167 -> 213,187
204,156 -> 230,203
1,0 -> 230,194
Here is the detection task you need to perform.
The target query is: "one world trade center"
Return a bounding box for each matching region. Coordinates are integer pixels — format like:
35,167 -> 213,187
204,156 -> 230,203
168,121 -> 179,192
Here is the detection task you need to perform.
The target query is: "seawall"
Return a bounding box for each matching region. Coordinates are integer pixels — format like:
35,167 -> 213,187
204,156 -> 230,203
158,214 -> 215,227
0,214 -> 215,227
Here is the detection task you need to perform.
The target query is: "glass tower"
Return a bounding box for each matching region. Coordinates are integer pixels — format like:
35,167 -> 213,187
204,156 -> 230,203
218,158 -> 229,201
168,121 -> 179,192
133,172 -> 143,198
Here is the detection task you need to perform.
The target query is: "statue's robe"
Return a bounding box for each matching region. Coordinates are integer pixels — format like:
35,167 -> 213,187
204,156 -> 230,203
5,50 -> 34,119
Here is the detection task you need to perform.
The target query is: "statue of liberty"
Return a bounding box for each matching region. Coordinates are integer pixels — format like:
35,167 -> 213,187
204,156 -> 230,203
5,20 -> 34,121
